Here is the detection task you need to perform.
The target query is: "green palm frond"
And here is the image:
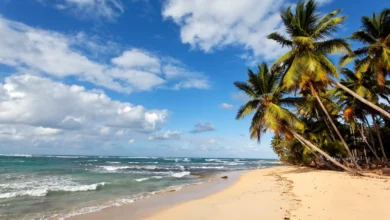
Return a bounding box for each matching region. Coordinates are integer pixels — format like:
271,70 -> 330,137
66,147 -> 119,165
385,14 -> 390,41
233,82 -> 256,98
236,100 -> 260,120
315,39 -> 353,55
267,33 -> 293,47
349,31 -> 376,44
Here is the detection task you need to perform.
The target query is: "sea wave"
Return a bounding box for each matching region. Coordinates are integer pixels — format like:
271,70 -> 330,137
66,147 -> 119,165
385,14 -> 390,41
0,154 -> 32,157
134,176 -> 164,182
0,182 -> 106,199
188,166 -> 225,169
170,171 -> 190,178
106,161 -> 121,164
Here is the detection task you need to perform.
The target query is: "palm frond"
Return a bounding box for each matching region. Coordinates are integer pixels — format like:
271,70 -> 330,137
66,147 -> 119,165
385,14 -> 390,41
236,100 -> 260,120
267,32 -> 293,47
349,31 -> 376,44
233,82 -> 256,98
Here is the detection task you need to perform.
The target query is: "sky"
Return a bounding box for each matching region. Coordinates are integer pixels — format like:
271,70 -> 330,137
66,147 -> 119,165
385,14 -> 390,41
0,0 -> 388,158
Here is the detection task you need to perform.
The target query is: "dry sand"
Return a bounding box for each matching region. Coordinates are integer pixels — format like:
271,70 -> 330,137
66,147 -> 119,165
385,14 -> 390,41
147,166 -> 390,220
74,166 -> 390,220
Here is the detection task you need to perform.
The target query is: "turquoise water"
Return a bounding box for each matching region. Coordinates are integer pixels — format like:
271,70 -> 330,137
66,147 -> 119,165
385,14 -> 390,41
0,154 -> 277,219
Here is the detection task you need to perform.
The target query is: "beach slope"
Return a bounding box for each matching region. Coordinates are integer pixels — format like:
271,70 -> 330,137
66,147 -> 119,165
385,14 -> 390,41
147,166 -> 390,220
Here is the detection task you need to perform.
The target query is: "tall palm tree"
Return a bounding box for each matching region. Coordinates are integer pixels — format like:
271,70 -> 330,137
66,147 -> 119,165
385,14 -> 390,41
267,0 -> 361,170
234,62 -> 355,173
341,9 -> 390,86
339,9 -> 390,119
335,68 -> 387,163
334,69 -> 382,162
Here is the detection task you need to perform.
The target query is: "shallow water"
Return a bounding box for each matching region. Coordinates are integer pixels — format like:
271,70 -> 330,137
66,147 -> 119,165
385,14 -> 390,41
0,154 -> 278,219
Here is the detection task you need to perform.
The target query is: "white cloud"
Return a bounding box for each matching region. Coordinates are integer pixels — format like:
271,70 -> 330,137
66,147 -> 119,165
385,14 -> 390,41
149,130 -> 181,140
0,17 -> 209,93
44,0 -> 125,21
220,103 -> 234,109
111,49 -> 161,72
162,0 -> 289,61
190,123 -> 215,134
0,74 -> 168,133
128,139 -> 135,144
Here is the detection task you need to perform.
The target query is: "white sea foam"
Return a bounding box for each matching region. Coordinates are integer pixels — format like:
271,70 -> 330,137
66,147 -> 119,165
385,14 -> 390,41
170,171 -> 190,178
99,166 -> 131,171
205,158 -> 224,163
0,182 -> 106,199
188,166 -> 225,169
0,154 -> 32,157
135,178 -> 149,182
135,176 -> 164,182
106,161 -> 121,164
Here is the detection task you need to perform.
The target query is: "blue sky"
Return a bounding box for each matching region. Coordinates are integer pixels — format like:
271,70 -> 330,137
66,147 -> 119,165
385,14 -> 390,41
0,0 -> 387,158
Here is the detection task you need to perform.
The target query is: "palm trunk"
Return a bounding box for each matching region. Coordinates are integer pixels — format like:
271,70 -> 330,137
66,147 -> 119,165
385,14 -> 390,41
354,118 -> 381,162
331,79 -> 390,119
288,128 -> 357,174
371,114 -> 388,165
309,82 -> 362,170
315,108 -> 337,142
296,137 -> 337,170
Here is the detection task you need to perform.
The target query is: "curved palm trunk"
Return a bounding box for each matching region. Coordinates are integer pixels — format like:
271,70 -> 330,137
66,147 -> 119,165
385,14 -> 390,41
288,128 -> 357,174
309,83 -> 362,170
297,138 -> 337,170
331,79 -> 390,119
315,108 -> 337,142
371,114 -> 389,165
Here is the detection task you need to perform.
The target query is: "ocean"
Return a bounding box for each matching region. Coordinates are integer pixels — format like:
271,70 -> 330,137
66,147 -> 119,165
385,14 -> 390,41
0,154 -> 278,219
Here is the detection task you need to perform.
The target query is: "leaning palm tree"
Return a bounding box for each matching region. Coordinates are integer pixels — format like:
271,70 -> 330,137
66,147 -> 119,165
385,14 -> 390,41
338,9 -> 390,119
267,0 -> 361,170
234,62 -> 355,173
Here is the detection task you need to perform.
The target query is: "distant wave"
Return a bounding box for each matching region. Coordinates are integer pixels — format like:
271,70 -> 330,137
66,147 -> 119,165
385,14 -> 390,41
134,176 -> 163,182
0,154 -> 32,157
0,182 -> 106,199
119,156 -> 158,159
163,158 -> 191,162
106,161 -> 121,164
188,166 -> 225,169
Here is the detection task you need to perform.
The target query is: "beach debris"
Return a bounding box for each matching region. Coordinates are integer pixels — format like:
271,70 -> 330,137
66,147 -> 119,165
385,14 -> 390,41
221,176 -> 228,179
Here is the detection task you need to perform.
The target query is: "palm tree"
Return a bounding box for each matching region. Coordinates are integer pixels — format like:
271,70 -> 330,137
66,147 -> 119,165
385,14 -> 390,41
267,0 -> 361,170
335,68 -> 387,164
334,69 -> 381,162
341,9 -> 390,86
234,62 -> 355,173
339,9 -> 390,119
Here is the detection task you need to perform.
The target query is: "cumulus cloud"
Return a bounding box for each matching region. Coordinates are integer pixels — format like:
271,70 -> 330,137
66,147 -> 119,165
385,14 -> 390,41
149,130 -> 181,140
0,74 -> 169,149
162,0 -> 289,61
0,17 -> 209,93
220,103 -> 234,109
190,123 -> 215,134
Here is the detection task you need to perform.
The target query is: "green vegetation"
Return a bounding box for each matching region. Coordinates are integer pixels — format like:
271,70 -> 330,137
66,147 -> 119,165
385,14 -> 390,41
235,0 -> 390,174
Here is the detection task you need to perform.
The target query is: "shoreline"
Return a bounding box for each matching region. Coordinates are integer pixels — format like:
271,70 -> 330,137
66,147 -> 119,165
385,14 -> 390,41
69,170 -> 248,220
73,166 -> 390,220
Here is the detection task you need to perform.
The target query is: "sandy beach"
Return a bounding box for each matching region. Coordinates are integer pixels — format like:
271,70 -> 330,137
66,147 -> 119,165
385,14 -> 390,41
74,166 -> 390,220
